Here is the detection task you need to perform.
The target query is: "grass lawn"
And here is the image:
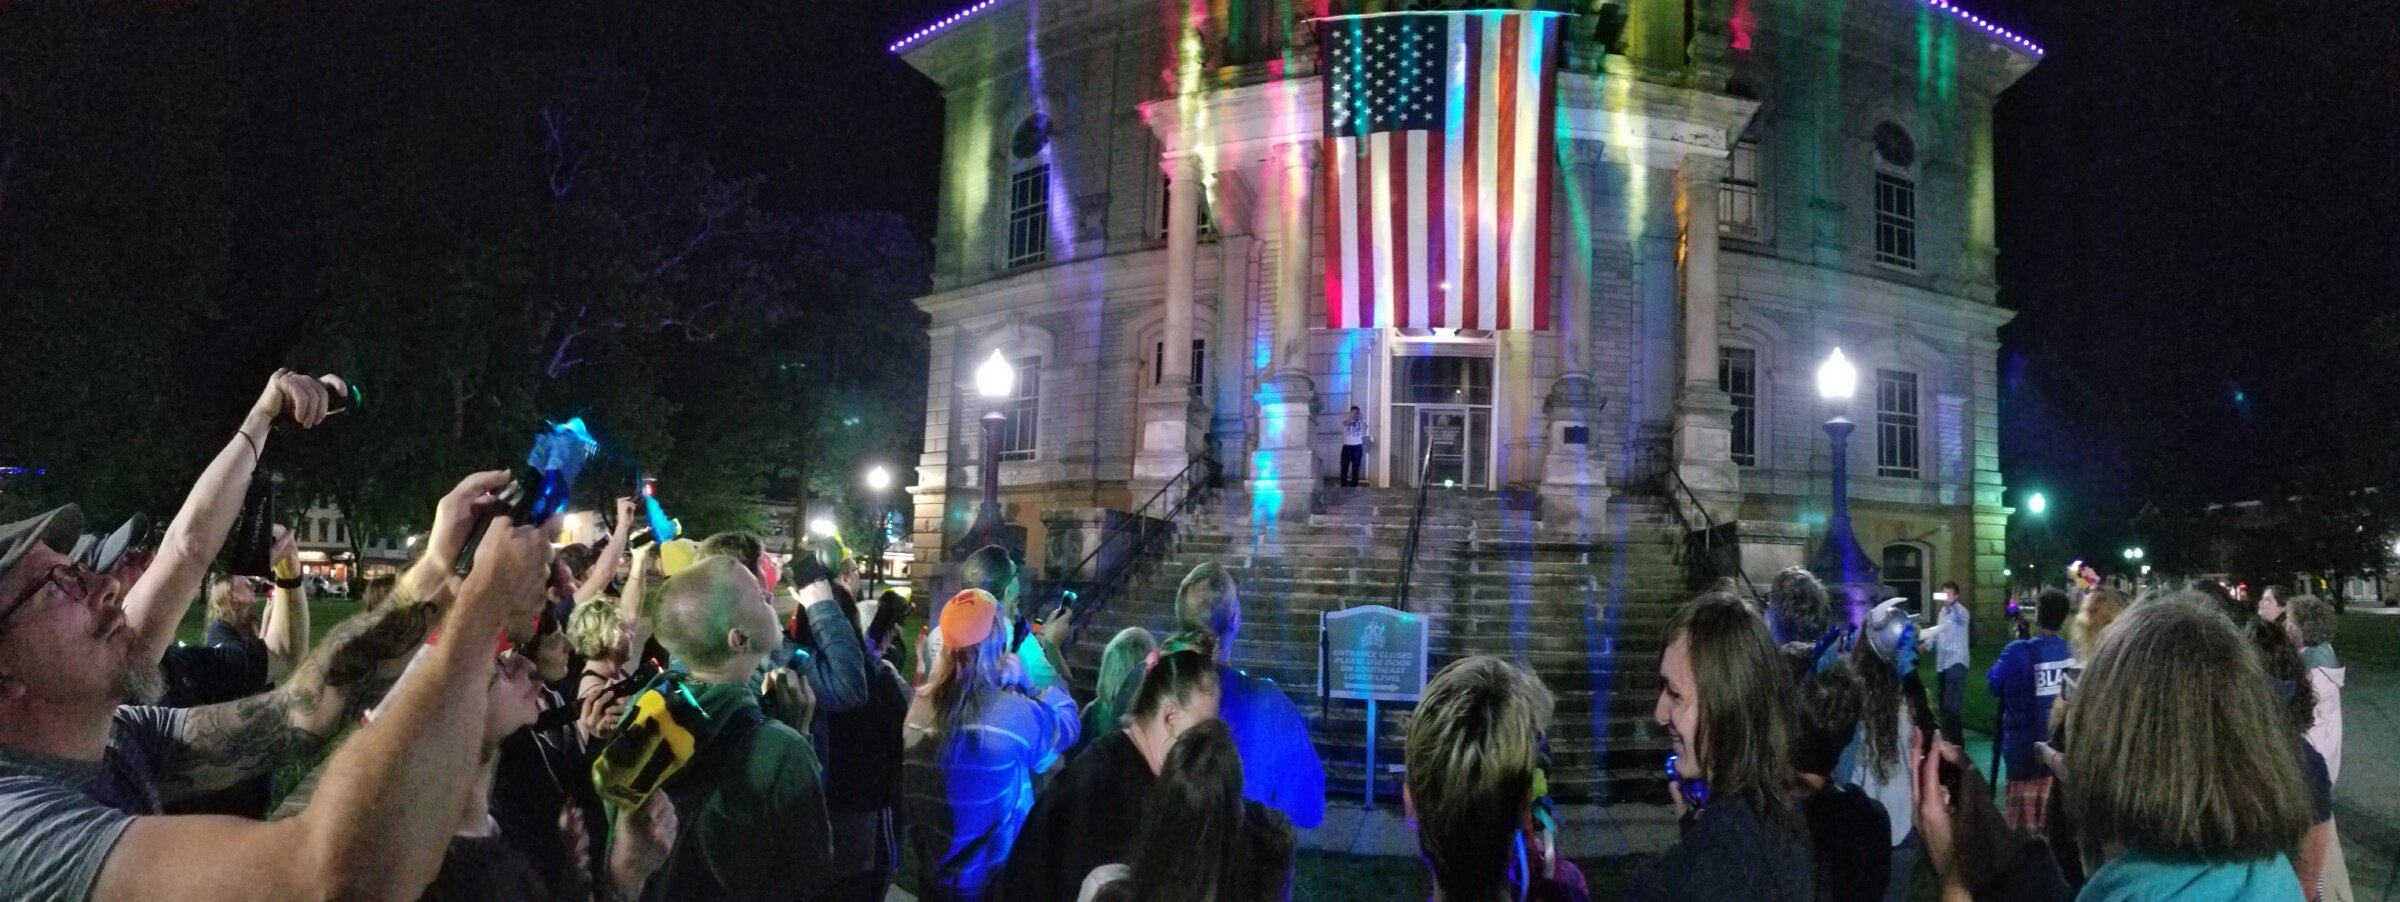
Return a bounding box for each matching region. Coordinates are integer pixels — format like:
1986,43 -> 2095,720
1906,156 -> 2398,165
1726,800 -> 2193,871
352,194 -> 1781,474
2329,606 -> 2400,669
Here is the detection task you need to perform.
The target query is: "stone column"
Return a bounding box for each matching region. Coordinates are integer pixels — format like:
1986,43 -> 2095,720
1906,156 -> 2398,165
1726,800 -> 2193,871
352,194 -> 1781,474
1250,141 -> 1321,519
1540,158 -> 1611,538
1135,152 -> 1208,493
1672,155 -> 1739,499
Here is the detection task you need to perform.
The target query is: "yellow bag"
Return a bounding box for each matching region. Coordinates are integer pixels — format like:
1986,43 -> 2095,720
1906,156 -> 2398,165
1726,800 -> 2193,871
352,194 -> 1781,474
591,673 -> 708,809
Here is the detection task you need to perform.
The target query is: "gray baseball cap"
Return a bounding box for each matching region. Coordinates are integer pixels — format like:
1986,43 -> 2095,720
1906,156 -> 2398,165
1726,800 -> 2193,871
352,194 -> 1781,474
0,505 -> 86,585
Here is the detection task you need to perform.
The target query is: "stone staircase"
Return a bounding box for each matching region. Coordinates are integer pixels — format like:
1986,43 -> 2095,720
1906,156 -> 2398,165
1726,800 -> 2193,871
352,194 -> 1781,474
1062,486 -> 1695,804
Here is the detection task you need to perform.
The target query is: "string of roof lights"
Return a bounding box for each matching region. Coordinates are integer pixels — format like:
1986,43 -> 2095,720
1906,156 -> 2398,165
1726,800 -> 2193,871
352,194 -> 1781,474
889,0 -> 2038,61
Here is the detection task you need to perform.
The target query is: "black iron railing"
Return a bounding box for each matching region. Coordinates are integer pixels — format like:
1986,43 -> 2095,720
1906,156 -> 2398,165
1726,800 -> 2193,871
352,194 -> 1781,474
1663,465 -> 1761,601
1391,435 -> 1439,610
1055,448 -> 1219,629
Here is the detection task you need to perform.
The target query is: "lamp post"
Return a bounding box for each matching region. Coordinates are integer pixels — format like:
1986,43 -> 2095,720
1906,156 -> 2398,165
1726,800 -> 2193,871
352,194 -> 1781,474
1808,349 -> 1880,589
865,465 -> 892,596
963,350 -> 1017,554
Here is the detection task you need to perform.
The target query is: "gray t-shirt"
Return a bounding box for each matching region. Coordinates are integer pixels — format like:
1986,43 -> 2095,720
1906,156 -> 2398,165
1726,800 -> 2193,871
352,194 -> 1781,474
0,706 -> 189,902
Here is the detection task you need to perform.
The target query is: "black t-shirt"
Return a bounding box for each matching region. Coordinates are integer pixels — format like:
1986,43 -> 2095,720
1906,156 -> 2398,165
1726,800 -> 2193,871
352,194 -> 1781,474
490,687 -> 600,900
159,623 -> 268,709
823,661 -> 909,814
158,622 -> 274,817
1628,795 -> 1817,902
998,730 -> 1156,902
1801,783 -> 1889,902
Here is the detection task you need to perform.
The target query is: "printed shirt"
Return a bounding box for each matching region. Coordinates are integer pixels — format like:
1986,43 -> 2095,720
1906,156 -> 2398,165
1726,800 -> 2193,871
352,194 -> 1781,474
1343,416 -> 1369,446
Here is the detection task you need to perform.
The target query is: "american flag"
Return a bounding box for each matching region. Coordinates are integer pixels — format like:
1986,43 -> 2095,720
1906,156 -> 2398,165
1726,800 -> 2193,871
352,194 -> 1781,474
1319,11 -> 1562,331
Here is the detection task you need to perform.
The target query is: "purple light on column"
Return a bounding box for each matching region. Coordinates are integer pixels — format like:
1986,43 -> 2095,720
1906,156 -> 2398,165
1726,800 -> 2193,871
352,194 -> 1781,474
1924,0 -> 2043,56
890,0 -> 1014,53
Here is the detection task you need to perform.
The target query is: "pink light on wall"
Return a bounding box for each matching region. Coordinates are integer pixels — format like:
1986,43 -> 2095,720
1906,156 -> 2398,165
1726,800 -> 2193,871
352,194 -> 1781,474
889,0 -> 1014,53
1924,0 -> 2042,56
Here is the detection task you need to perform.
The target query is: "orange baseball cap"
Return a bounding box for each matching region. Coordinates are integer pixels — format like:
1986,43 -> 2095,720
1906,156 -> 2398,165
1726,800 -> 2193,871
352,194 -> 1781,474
938,589 -> 1001,648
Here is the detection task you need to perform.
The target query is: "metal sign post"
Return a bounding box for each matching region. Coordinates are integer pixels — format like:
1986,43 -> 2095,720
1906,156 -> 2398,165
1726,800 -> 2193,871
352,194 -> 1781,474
1320,605 -> 1430,809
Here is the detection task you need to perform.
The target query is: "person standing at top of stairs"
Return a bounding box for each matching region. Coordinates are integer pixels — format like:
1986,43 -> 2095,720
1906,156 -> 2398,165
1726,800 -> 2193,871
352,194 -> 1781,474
1340,406 -> 1370,488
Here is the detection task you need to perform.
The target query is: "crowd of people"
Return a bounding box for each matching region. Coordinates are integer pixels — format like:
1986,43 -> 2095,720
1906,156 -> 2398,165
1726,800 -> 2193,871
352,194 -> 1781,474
1614,568 -> 2355,902
0,367 -> 2360,902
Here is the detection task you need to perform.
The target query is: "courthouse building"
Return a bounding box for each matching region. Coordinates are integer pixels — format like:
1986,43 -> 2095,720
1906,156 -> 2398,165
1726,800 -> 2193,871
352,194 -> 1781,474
896,0 -> 2040,612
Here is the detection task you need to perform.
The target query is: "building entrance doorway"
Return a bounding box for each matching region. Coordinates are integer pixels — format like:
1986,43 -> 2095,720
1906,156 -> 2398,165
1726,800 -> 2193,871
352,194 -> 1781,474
1387,348 -> 1494,490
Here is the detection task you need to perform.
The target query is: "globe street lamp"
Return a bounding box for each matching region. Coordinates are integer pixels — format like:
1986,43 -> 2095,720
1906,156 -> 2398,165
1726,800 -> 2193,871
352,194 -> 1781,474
2027,492 -> 2048,516
1808,349 -> 1880,590
964,350 -> 1017,554
865,465 -> 892,596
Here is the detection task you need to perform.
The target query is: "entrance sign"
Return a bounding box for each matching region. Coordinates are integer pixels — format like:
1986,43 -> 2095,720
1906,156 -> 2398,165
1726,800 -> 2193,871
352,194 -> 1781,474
1320,604 -> 1430,808
1321,605 -> 1429,702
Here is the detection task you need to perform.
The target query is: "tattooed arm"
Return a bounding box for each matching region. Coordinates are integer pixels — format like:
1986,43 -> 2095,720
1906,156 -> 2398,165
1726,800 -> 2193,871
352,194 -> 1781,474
92,516 -> 552,902
152,469 -> 514,800
156,589 -> 437,799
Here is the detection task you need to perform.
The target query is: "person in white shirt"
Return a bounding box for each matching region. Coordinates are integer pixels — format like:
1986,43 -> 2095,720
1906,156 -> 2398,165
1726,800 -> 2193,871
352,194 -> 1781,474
1339,406 -> 1369,488
1916,581 -> 1970,744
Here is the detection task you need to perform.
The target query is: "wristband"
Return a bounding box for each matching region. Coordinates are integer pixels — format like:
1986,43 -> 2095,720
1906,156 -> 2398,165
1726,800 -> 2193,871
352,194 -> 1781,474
275,577 -> 304,590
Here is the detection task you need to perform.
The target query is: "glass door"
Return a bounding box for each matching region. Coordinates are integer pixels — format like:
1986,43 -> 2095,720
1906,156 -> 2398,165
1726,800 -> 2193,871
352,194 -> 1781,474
1387,353 -> 1494,490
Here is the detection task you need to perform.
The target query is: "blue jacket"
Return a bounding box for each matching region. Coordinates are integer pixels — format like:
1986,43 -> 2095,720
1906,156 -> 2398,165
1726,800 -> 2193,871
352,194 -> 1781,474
1987,634 -> 2071,777
2079,853 -> 2303,902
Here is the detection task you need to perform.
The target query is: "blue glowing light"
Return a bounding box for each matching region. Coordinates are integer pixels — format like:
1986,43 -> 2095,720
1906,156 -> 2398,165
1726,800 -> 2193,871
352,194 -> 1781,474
889,0 -> 1013,53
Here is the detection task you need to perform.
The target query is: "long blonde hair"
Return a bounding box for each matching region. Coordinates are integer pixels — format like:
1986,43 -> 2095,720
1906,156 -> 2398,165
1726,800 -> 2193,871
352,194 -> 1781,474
2065,596 -> 2313,861
923,609 -> 1012,740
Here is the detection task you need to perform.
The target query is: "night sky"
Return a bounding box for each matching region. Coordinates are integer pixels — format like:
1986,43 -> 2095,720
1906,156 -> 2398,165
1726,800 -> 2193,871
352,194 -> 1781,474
335,0 -> 2400,533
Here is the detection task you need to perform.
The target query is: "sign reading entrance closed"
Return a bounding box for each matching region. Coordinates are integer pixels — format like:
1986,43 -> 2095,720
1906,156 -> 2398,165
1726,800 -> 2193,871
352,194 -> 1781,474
1321,605 -> 1430,702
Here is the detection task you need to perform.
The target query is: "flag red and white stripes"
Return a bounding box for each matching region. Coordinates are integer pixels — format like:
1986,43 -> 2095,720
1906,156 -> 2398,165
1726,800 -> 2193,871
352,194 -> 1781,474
1319,11 -> 1561,332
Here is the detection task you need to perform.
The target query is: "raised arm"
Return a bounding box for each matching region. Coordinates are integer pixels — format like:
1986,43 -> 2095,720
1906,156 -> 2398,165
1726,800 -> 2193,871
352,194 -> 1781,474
92,483 -> 548,902
152,471 -> 514,799
574,496 -> 638,608
260,526 -> 310,683
620,543 -> 654,659
123,370 -> 335,665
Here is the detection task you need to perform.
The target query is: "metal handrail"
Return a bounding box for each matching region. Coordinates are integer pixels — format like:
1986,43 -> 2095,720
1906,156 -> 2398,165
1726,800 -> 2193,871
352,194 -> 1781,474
1055,448 -> 1217,629
1392,434 -> 1439,610
1663,465 -> 1762,601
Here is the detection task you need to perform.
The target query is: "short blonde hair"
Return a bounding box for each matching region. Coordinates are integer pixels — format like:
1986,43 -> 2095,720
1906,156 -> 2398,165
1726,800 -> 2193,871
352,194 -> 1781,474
1406,656 -> 1553,902
2065,598 -> 2314,861
568,597 -> 627,661
2070,587 -> 2128,660
2288,595 -> 2337,647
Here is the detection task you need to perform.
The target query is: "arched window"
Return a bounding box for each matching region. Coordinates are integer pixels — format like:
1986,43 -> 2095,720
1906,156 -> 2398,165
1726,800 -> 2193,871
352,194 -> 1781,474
1882,542 -> 1929,615
1871,121 -> 1916,269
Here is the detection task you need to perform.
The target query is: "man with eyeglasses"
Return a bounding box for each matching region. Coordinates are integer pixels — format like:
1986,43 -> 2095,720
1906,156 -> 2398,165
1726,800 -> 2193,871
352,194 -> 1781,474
0,470 -> 562,902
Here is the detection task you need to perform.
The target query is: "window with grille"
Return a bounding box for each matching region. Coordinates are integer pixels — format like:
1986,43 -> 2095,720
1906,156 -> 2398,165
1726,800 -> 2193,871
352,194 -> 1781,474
1157,176 -> 1215,239
995,356 -> 1041,461
1719,346 -> 1758,467
1720,139 -> 1761,237
1007,166 -> 1050,268
1874,173 -> 1916,268
1876,369 -> 1920,478
1154,339 -> 1206,395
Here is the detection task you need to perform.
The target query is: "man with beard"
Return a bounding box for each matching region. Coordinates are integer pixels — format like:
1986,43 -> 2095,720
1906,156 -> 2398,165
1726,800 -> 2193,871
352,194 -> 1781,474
0,470 -> 558,901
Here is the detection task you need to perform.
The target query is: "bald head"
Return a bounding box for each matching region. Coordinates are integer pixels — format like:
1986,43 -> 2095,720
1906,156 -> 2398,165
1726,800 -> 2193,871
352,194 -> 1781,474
653,556 -> 777,676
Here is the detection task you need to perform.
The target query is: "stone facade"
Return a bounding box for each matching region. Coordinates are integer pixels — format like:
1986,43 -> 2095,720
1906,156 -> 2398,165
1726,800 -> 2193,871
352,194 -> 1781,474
898,0 -> 2037,608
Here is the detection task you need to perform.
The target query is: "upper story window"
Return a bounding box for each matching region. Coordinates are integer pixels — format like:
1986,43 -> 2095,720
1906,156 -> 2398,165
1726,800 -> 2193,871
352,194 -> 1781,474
1720,139 -> 1761,238
1157,176 -> 1216,240
1008,165 -> 1050,268
1872,122 -> 1917,269
1875,368 -> 1921,479
994,355 -> 1042,461
1154,339 -> 1206,395
1719,346 -> 1759,467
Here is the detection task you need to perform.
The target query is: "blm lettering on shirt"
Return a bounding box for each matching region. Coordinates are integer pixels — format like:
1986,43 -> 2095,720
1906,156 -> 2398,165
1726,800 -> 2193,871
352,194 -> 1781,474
2034,660 -> 2068,698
